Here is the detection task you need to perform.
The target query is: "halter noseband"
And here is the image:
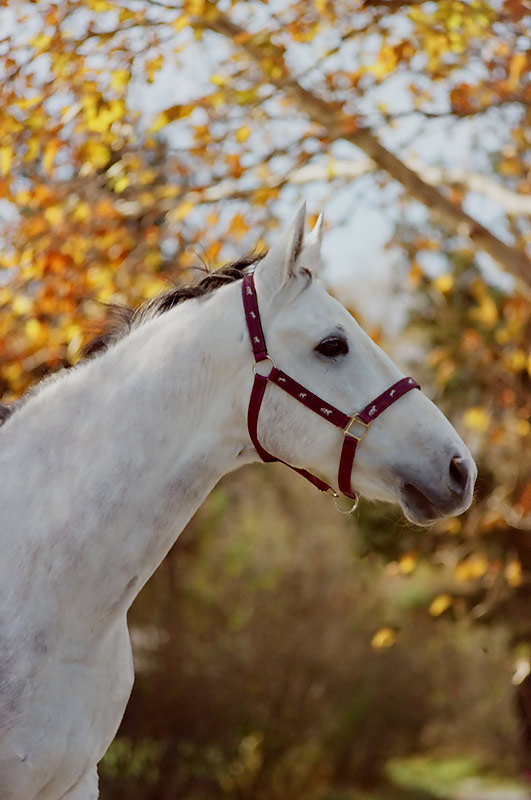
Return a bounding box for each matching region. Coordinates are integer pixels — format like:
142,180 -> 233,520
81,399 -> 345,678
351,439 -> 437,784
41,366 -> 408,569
242,271 -> 420,509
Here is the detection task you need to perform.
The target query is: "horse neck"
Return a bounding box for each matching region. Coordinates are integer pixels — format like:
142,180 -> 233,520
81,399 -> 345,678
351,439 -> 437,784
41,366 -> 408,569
1,280 -> 253,635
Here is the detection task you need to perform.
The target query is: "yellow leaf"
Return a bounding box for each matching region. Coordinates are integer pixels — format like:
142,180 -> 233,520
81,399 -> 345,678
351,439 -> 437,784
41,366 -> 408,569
138,275 -> 167,298
454,563 -> 468,582
84,99 -> 126,134
370,45 -> 398,79
211,74 -> 227,86
151,104 -> 193,132
455,553 -> 488,582
145,54 -> 163,83
44,205 -> 63,225
398,552 -> 418,575
30,34 -> 52,51
429,594 -> 453,616
371,627 -> 396,649
25,137 -> 40,162
43,140 -> 60,174
12,294 -> 32,315
86,0 -> 113,10
113,175 -> 129,193
110,69 -> 130,91
83,141 -> 110,170
186,0 -> 205,13
73,201 -> 90,222
15,94 -> 43,110
463,406 -> 490,433
433,273 -> 453,294
436,359 -> 456,389
204,241 -> 222,263
508,52 -> 526,90
235,124 -> 251,143
504,349 -> 526,373
118,8 -> 136,22
447,11 -> 463,31
228,212 -> 249,240
516,419 -> 530,437
172,14 -> 191,32
470,295 -> 498,327
441,517 -> 460,535
0,146 -> 13,176
3,363 -> 23,385
65,324 -> 82,359
495,327 -> 510,344
170,201 -> 194,221
144,251 -> 162,269
505,559 -> 522,588
25,318 -> 46,345
408,261 -> 423,288
236,89 -> 257,106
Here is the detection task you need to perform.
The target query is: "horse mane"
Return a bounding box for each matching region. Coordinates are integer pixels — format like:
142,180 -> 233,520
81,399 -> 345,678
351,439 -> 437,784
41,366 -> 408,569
0,252 -> 265,426
83,253 -> 264,358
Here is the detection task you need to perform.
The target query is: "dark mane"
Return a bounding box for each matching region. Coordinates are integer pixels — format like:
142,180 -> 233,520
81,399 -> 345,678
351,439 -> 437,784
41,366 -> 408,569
83,252 -> 265,358
0,252 -> 265,426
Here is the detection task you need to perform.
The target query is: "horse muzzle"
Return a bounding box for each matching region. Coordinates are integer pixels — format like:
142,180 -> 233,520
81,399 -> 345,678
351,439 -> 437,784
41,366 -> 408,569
398,452 -> 477,526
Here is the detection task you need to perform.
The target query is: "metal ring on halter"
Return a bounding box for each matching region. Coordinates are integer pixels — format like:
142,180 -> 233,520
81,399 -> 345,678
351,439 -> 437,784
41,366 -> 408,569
333,492 -> 359,515
253,356 -> 276,376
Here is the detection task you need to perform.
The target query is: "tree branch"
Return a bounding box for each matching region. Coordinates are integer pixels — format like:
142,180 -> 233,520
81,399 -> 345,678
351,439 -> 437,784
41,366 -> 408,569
406,157 -> 531,216
197,9 -> 530,290
191,156 -> 531,216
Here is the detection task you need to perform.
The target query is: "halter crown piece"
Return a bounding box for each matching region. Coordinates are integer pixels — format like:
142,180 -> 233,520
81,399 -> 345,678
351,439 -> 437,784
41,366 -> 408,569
242,272 -> 420,510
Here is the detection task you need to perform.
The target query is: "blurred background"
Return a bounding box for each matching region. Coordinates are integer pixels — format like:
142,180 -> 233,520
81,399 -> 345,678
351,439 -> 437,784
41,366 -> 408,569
0,1 -> 529,797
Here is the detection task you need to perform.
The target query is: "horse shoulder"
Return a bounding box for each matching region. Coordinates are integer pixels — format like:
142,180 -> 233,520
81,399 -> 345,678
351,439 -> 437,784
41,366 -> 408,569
0,616 -> 133,800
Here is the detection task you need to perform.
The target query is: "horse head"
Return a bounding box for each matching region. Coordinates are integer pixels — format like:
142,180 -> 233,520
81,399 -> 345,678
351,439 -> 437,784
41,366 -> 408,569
247,205 -> 476,525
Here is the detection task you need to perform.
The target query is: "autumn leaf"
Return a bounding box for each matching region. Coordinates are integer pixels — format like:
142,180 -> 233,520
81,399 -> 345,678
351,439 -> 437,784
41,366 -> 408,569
429,594 -> 453,617
505,560 -> 523,587
0,146 -> 13,176
145,54 -> 163,84
371,627 -> 396,649
151,104 -> 194,132
227,212 -> 249,240
463,407 -> 490,432
235,124 -> 251,143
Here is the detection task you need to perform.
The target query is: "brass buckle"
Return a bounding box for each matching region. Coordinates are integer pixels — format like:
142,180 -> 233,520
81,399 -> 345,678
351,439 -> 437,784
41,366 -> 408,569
344,414 -> 370,443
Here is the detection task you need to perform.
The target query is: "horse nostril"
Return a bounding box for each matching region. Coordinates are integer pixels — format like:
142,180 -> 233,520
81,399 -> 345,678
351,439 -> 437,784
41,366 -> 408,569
449,456 -> 470,492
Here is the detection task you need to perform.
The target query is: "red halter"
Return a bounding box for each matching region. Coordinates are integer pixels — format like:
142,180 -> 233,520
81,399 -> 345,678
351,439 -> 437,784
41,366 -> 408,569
242,271 -> 420,507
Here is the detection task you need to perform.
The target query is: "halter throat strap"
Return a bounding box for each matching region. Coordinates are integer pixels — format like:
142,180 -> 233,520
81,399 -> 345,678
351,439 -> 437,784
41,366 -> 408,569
242,271 -> 420,503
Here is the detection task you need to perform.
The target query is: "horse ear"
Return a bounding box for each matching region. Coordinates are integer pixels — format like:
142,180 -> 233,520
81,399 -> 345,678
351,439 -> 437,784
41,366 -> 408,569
254,203 -> 306,294
300,213 -> 323,269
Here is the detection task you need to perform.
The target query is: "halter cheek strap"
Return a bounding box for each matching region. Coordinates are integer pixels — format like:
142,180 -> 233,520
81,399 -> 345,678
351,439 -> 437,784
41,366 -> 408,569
242,272 -> 420,504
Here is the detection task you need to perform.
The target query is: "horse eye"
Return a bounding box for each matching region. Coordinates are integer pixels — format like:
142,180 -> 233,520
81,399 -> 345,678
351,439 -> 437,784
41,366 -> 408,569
315,336 -> 349,358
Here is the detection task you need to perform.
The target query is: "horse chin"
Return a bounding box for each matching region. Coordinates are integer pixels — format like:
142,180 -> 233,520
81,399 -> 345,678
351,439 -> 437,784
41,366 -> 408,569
399,482 -> 447,527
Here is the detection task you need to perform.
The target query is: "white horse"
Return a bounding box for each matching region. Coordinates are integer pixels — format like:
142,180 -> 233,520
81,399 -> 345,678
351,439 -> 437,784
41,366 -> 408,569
0,206 -> 476,800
